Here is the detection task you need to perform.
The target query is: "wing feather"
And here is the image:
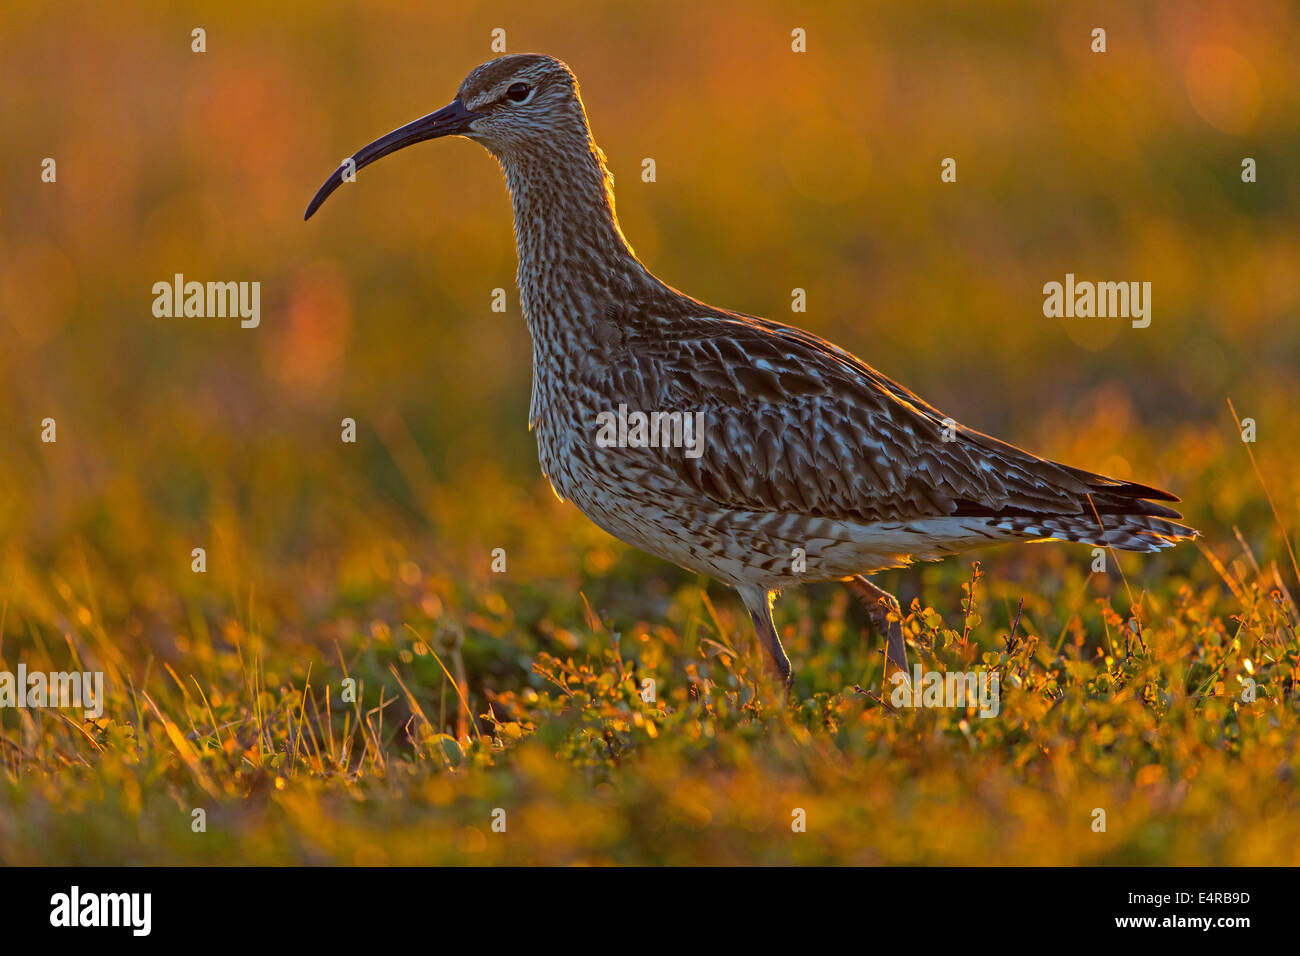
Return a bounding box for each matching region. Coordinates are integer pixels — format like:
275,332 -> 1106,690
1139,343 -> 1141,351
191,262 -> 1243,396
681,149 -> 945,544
590,300 -> 1185,528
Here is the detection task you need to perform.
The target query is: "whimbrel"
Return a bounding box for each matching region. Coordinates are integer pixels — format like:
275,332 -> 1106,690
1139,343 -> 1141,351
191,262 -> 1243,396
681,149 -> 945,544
306,54 -> 1196,685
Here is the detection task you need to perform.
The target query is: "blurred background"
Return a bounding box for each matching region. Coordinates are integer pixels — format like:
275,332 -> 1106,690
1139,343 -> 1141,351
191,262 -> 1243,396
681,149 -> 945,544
1,0 -> 1297,674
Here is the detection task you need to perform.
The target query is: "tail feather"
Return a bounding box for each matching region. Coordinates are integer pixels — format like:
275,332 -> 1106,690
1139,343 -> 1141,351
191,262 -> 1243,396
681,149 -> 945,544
990,511 -> 1198,553
1056,464 -> 1181,504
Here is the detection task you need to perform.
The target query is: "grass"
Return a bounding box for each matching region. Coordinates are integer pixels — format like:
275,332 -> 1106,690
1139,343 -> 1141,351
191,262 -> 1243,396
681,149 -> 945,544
2,401 -> 1298,866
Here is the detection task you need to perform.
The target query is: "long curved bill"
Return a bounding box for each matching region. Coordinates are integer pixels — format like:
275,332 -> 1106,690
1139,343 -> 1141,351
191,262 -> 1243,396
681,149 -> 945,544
304,99 -> 479,220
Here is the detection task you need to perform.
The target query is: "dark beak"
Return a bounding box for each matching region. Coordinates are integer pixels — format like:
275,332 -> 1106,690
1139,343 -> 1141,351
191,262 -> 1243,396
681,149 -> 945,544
304,99 -> 479,220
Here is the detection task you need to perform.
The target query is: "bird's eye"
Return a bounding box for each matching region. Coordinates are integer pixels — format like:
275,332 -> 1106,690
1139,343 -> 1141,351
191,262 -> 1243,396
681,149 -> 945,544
506,82 -> 532,103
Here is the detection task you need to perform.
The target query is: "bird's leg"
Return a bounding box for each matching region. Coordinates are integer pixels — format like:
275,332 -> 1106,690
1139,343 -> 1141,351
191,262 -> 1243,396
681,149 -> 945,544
848,575 -> 909,684
737,586 -> 792,686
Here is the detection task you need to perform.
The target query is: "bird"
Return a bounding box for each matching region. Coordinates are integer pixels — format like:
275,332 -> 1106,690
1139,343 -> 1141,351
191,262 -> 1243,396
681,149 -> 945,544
306,53 -> 1197,686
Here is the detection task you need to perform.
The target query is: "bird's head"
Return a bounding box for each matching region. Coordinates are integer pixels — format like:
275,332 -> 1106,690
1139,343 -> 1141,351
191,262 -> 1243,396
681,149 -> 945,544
305,54 -> 587,220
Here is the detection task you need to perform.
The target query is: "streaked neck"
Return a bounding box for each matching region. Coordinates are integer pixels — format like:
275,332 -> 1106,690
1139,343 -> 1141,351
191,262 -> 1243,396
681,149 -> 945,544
497,134 -> 658,341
